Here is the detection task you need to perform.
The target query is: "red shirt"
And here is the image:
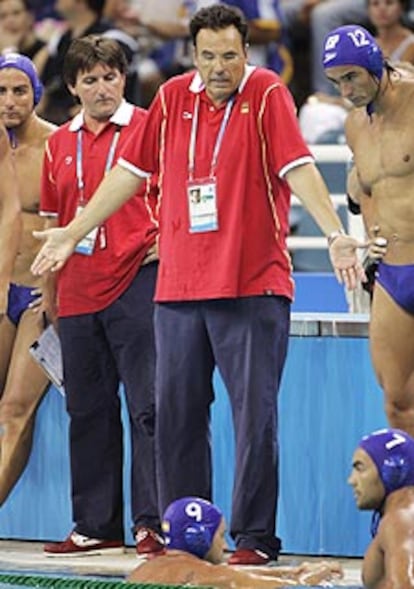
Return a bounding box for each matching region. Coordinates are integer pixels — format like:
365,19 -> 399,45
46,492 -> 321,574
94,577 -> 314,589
119,67 -> 313,302
41,101 -> 158,317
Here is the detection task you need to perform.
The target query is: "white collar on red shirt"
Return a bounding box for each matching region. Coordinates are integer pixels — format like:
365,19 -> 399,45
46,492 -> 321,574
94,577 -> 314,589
188,65 -> 256,96
68,100 -> 135,132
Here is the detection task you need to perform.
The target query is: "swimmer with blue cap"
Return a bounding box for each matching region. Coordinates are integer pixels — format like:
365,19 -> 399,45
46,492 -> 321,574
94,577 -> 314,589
127,496 -> 343,586
349,428 -> 414,589
0,52 -> 44,146
0,53 -> 55,507
0,52 -> 43,106
322,24 -> 387,116
162,496 -> 225,562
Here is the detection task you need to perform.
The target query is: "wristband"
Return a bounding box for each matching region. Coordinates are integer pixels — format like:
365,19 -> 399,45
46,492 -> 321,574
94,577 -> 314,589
327,229 -> 345,246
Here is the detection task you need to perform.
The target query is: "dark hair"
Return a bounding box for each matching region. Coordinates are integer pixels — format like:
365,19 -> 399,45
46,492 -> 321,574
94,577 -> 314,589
366,0 -> 409,10
85,0 -> 105,17
63,35 -> 127,87
189,3 -> 248,47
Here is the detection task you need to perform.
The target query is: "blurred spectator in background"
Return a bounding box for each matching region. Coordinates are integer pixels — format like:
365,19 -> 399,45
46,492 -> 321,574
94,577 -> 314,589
0,0 -> 45,59
367,0 -> 414,64
34,0 -> 139,124
281,0 -> 368,106
105,0 -> 292,107
298,0 -> 414,144
219,0 -> 293,84
25,0 -> 57,21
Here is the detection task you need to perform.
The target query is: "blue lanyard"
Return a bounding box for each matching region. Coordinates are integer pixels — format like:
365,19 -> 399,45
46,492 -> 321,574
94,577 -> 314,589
188,94 -> 235,180
76,126 -> 121,204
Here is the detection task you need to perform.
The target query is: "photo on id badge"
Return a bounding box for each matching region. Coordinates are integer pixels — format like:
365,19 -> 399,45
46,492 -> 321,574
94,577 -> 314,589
187,177 -> 218,233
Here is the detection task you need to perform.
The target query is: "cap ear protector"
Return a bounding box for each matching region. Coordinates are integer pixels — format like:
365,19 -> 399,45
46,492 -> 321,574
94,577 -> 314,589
366,45 -> 383,81
381,454 -> 409,492
0,52 -> 44,106
184,523 -> 212,558
32,77 -> 43,106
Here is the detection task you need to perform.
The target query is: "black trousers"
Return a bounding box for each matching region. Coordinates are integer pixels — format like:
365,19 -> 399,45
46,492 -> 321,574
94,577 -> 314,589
59,263 -> 159,540
154,295 -> 290,558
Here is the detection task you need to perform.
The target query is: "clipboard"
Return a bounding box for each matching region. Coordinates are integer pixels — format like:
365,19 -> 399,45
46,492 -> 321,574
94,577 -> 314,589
30,324 -> 65,395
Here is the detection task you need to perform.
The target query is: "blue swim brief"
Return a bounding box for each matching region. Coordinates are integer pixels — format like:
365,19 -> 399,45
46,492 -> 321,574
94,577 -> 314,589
7,283 -> 39,326
376,262 -> 414,315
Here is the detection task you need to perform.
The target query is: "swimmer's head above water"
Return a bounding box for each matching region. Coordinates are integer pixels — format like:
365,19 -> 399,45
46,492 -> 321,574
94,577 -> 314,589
349,428 -> 414,536
359,428 -> 414,496
162,497 -> 225,563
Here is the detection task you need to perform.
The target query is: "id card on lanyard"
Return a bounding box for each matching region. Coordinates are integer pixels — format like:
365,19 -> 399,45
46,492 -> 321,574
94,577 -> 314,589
186,95 -> 234,233
74,127 -> 121,255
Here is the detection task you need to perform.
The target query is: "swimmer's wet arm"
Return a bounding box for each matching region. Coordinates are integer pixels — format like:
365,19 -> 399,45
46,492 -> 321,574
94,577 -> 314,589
193,562 -> 335,588
39,217 -> 59,323
0,137 -> 22,305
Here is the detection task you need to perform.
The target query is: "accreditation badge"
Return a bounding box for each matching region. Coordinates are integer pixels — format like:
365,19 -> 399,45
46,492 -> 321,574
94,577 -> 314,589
186,177 -> 218,233
74,205 -> 99,256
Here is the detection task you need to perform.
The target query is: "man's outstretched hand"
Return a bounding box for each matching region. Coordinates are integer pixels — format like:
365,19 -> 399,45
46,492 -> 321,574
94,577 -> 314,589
31,228 -> 77,275
328,234 -> 367,290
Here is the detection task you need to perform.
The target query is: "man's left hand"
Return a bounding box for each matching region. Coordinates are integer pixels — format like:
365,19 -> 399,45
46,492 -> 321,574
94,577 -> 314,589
328,234 -> 366,290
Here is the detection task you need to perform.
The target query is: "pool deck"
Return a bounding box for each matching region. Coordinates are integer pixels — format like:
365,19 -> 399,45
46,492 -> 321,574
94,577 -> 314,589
0,540 -> 363,585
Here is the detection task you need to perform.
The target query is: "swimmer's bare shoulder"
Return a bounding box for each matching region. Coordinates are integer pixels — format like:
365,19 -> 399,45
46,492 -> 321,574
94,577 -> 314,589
344,108 -> 365,148
127,552 -> 236,587
36,118 -> 57,143
127,552 -> 309,589
363,489 -> 414,589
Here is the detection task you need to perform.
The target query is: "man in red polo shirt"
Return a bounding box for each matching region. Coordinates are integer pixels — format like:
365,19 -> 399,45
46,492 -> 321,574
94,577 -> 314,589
39,35 -> 162,557
32,5 -> 364,565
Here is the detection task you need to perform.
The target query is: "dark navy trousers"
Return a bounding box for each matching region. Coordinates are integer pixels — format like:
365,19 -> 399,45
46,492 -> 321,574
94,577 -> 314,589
59,263 -> 159,540
154,295 -> 290,558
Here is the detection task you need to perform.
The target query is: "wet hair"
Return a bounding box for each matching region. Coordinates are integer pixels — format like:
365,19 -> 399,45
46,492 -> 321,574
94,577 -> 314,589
63,35 -> 127,88
189,3 -> 249,47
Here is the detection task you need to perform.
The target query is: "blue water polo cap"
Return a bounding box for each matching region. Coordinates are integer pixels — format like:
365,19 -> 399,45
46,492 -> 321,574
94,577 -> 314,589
322,25 -> 383,81
162,497 -> 223,558
359,428 -> 414,495
0,52 -> 43,105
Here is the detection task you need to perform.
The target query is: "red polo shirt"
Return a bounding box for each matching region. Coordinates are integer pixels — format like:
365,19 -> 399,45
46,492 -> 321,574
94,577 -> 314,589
118,67 -> 313,302
40,101 -> 158,317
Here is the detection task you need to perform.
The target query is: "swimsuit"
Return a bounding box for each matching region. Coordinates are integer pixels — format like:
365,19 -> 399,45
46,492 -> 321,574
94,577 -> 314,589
376,262 -> 414,314
7,283 -> 39,326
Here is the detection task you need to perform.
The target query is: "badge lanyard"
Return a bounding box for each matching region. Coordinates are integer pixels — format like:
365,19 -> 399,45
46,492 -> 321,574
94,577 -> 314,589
187,94 -> 235,181
74,125 -> 121,255
76,126 -> 121,205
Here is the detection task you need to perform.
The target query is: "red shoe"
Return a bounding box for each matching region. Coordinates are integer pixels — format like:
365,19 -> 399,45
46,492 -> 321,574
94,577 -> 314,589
44,531 -> 125,557
228,548 -> 271,565
135,527 -> 165,556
